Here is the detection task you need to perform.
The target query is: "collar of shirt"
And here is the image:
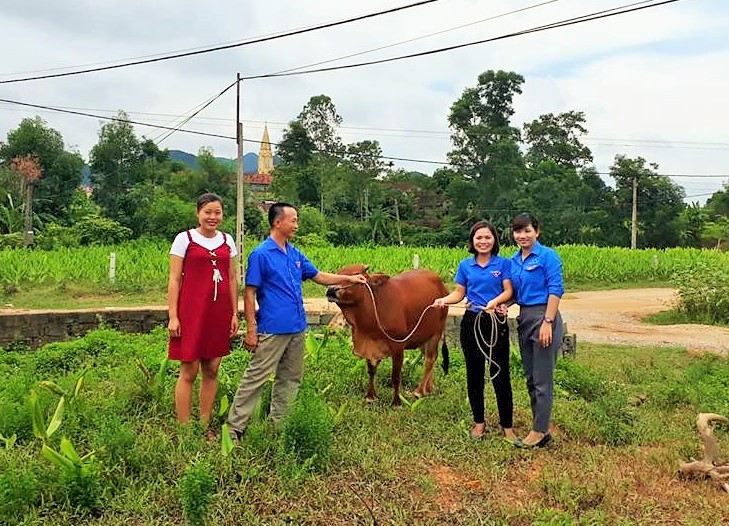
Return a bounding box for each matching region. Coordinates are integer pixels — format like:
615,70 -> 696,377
263,236 -> 288,253
512,241 -> 543,263
468,255 -> 500,268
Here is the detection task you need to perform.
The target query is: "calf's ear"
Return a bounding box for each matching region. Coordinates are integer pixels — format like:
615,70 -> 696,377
362,264 -> 370,273
369,273 -> 390,288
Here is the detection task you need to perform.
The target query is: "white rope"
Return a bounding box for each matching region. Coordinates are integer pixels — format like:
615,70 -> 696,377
364,282 -> 436,343
470,306 -> 507,381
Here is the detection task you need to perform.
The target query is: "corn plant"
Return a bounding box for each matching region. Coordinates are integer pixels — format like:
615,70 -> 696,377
41,437 -> 101,512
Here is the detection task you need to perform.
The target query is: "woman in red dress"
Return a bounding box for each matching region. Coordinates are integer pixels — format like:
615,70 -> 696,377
168,193 -> 239,424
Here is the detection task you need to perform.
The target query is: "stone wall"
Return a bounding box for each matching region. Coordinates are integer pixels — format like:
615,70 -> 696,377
1,307 -> 576,356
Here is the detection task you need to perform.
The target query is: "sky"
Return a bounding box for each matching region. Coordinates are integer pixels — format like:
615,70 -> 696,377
0,0 -> 727,203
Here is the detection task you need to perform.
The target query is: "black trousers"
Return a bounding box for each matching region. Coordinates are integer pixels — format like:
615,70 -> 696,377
460,310 -> 513,428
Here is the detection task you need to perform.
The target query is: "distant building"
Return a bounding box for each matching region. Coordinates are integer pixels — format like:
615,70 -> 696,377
244,125 -> 274,192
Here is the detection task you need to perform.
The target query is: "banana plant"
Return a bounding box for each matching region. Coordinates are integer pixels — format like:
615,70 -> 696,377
41,437 -> 95,476
27,389 -> 65,444
134,356 -> 170,400
304,328 -> 331,361
38,368 -> 87,405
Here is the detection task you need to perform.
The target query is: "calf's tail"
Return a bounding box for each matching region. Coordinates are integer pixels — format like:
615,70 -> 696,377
441,337 -> 449,374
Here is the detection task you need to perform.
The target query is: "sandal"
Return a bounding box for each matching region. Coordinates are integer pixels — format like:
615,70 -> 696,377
514,433 -> 553,449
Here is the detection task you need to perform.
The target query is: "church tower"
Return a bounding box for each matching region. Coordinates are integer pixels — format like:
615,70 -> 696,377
257,124 -> 274,174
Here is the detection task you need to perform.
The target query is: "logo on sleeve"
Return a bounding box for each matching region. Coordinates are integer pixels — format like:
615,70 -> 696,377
295,260 -> 301,268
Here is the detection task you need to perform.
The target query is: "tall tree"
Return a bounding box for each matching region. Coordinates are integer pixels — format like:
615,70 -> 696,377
0,116 -> 83,224
523,111 -> 593,168
447,70 -> 526,228
296,95 -> 344,156
89,111 -> 144,223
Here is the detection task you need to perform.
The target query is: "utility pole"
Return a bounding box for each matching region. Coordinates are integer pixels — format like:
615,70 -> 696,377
235,74 -> 245,285
393,198 -> 403,245
631,176 -> 638,249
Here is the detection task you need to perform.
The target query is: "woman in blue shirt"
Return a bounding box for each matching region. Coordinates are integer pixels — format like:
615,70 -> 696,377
509,213 -> 564,448
433,221 -> 515,441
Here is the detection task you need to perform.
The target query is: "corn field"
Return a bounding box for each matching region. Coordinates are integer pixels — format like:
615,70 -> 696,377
1,240 -> 727,292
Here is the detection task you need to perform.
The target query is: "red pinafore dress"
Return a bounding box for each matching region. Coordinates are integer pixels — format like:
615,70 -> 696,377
168,230 -> 233,361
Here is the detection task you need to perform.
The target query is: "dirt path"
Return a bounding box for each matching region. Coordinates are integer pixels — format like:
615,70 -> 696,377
304,288 -> 729,355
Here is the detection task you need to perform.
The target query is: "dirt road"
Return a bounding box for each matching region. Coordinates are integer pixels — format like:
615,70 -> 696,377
305,288 -> 729,355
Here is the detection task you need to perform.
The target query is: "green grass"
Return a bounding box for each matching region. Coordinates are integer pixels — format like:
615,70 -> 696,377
643,309 -> 729,327
1,328 -> 728,524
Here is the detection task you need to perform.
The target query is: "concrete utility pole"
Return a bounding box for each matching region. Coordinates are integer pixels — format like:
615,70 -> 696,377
394,198 -> 403,245
631,176 -> 638,249
235,73 -> 245,285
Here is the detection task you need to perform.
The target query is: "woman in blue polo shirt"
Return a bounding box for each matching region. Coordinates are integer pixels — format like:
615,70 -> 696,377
433,221 -> 515,441
509,213 -> 564,448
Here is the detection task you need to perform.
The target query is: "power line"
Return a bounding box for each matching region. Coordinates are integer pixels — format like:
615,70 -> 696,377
240,0 -> 682,80
270,0 -> 564,75
0,0 -> 439,85
152,81 -> 237,144
1,95 -> 727,180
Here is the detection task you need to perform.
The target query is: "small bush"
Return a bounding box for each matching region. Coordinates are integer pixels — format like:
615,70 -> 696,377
58,459 -> 102,512
674,263 -> 729,324
278,387 -> 333,471
178,459 -> 215,526
555,358 -> 607,402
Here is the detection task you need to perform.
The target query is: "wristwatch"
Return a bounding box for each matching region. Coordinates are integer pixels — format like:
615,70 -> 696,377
543,316 -> 554,324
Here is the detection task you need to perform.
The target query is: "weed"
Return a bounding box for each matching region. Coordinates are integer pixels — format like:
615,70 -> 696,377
178,458 -> 215,526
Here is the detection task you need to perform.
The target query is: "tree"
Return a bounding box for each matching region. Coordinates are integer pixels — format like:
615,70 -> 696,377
0,116 -> 83,224
447,70 -> 527,230
277,120 -> 315,167
523,111 -> 593,168
10,155 -> 43,246
89,111 -> 144,224
296,95 -> 343,156
705,183 -> 729,218
610,155 -> 685,248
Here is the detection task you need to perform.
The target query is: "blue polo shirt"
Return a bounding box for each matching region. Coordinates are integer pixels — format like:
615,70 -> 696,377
245,236 -> 319,334
454,255 -> 511,312
510,241 -> 564,306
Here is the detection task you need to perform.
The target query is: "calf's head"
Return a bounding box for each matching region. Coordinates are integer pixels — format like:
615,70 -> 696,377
326,265 -> 390,307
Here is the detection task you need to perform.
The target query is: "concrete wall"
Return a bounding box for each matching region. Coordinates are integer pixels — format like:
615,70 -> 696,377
1,308 -> 576,356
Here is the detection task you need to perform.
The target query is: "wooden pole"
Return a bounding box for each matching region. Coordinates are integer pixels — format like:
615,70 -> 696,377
235,74 -> 245,285
631,176 -> 638,249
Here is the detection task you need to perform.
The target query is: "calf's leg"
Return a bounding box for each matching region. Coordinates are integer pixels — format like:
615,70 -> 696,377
365,360 -> 379,403
414,334 -> 440,398
391,351 -> 404,406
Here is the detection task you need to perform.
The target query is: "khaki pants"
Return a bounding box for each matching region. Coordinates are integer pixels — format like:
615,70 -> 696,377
227,332 -> 305,433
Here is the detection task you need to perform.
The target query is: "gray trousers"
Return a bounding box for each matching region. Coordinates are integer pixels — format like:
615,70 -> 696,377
227,332 -> 305,432
517,305 -> 564,433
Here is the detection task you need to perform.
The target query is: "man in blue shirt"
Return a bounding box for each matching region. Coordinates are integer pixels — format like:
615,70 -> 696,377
228,202 -> 365,439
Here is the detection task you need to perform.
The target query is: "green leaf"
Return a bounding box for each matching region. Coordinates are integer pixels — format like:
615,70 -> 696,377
221,424 -> 235,457
60,437 -> 81,463
320,383 -> 333,396
39,381 -> 67,397
134,357 -> 153,383
398,394 -> 412,408
27,390 -> 46,440
73,375 -> 85,398
411,398 -> 425,412
46,396 -> 65,438
218,395 -> 230,418
155,357 -> 170,386
42,444 -> 74,471
333,402 -> 347,426
305,332 -> 317,355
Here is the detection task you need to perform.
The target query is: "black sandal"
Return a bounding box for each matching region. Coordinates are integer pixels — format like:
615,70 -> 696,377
514,433 -> 553,449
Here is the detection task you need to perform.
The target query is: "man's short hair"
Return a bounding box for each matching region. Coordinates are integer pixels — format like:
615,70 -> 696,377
268,202 -> 297,227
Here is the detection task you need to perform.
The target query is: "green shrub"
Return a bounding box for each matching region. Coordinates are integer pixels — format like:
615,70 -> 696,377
555,358 -> 607,402
73,216 -> 132,246
278,387 -> 333,471
674,263 -> 729,324
58,459 -> 102,512
178,459 -> 215,526
35,223 -> 81,250
0,233 -> 23,249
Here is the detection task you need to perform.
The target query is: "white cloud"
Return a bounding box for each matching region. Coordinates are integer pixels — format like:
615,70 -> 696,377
0,0 -> 727,201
